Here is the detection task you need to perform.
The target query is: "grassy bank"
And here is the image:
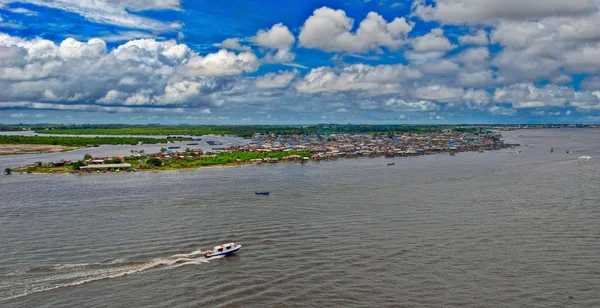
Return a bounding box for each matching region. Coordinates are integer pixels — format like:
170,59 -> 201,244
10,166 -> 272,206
0,135 -> 192,147
158,151 -> 312,169
10,150 -> 313,174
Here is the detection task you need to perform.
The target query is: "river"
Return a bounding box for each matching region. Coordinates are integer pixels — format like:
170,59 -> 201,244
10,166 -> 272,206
0,128 -> 598,307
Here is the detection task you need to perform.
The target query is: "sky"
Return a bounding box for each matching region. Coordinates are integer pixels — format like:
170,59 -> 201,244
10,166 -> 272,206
2,0 -> 600,124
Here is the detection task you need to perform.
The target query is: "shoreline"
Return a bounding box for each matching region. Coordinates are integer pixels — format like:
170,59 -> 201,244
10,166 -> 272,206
0,144 -> 76,156
7,148 -> 508,175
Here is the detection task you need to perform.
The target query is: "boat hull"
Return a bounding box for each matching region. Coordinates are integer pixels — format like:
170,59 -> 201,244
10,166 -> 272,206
204,246 -> 241,258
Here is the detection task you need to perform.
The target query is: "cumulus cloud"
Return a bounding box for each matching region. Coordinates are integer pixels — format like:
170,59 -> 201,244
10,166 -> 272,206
459,30 -> 489,45
0,33 -> 259,113
384,98 -> 440,111
414,84 -> 464,101
299,7 -> 413,53
488,105 -> 516,116
411,28 -> 455,52
412,0 -> 596,24
218,38 -> 251,51
254,23 -> 295,50
255,70 -> 298,89
183,50 -> 259,76
296,63 -> 422,93
493,83 -> 574,108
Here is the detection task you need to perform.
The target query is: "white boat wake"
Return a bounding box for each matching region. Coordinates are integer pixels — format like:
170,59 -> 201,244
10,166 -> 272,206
0,249 -> 210,301
578,156 -> 592,160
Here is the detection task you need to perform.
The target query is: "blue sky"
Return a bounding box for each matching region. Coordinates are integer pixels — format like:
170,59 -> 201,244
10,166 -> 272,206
2,0 -> 600,124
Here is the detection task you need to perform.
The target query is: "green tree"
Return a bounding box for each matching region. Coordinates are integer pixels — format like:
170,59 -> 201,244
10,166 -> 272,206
83,153 -> 92,160
71,161 -> 86,170
160,147 -> 167,152
146,157 -> 163,167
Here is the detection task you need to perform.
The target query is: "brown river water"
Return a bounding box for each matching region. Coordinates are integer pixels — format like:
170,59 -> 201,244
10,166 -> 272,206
0,128 -> 599,307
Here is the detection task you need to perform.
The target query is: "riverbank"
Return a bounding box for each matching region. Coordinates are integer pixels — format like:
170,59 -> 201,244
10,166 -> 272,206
0,144 -> 74,155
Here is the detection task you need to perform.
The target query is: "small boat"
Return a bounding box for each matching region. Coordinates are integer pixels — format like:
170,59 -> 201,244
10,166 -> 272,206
387,163 -> 395,166
578,156 -> 592,160
186,142 -> 199,146
204,242 -> 241,258
168,146 -> 180,149
255,192 -> 270,195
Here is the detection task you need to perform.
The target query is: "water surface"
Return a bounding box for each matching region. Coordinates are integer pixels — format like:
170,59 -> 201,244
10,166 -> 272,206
1,129 -> 599,307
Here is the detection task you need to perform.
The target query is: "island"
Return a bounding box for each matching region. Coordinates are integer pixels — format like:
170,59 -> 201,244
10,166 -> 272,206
6,128 -> 517,174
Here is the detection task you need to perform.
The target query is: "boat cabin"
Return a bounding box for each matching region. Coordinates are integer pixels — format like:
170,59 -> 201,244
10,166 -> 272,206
212,242 -> 236,253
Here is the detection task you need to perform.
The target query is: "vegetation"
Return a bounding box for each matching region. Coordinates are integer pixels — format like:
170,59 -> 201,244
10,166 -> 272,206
146,157 -> 163,167
0,124 -> 492,137
159,150 -> 312,169
0,135 -> 192,147
83,153 -> 92,160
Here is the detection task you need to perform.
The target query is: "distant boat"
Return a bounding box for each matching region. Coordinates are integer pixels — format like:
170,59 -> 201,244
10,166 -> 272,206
578,156 -> 592,160
168,146 -> 180,149
204,242 -> 241,258
187,142 -> 199,145
387,163 -> 395,166
255,192 -> 270,195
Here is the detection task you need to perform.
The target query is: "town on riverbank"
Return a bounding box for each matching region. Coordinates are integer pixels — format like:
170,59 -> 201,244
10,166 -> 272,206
6,129 -> 518,174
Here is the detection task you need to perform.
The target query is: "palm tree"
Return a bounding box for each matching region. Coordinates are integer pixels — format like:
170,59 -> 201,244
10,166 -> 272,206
130,149 -> 135,155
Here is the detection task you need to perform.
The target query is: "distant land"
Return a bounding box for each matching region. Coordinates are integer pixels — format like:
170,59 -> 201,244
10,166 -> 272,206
1,123 -> 598,138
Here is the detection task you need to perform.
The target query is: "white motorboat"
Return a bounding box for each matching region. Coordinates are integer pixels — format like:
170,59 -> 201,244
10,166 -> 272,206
204,242 -> 241,258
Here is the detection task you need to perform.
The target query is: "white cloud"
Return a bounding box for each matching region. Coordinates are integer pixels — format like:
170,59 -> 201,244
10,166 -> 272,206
493,83 -> 574,108
414,84 -> 464,101
8,7 -> 38,16
219,38 -> 251,51
296,63 -> 422,93
299,7 -> 413,53
457,70 -> 494,87
0,33 -> 258,113
254,23 -> 295,50
463,89 -> 491,109
412,0 -> 596,24
251,23 -> 296,63
459,30 -> 489,45
255,70 -> 298,89
418,60 -> 459,75
489,105 -> 516,116
411,28 -> 455,52
183,49 -> 259,76
565,43 -> 600,73
98,31 -> 155,42
384,98 -> 440,111
5,0 -> 183,31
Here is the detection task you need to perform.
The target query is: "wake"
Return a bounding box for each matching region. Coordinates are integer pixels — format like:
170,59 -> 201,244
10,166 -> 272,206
1,249 -> 210,301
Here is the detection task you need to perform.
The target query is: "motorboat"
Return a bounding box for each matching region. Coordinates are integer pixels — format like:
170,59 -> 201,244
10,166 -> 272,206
204,242 -> 241,258
255,192 -> 270,195
387,163 -> 395,166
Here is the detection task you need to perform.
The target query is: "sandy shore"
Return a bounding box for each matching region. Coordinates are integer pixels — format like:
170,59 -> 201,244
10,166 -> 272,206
0,144 -> 74,155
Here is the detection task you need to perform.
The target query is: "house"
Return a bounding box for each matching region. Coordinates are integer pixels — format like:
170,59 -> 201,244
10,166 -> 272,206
52,160 -> 65,167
